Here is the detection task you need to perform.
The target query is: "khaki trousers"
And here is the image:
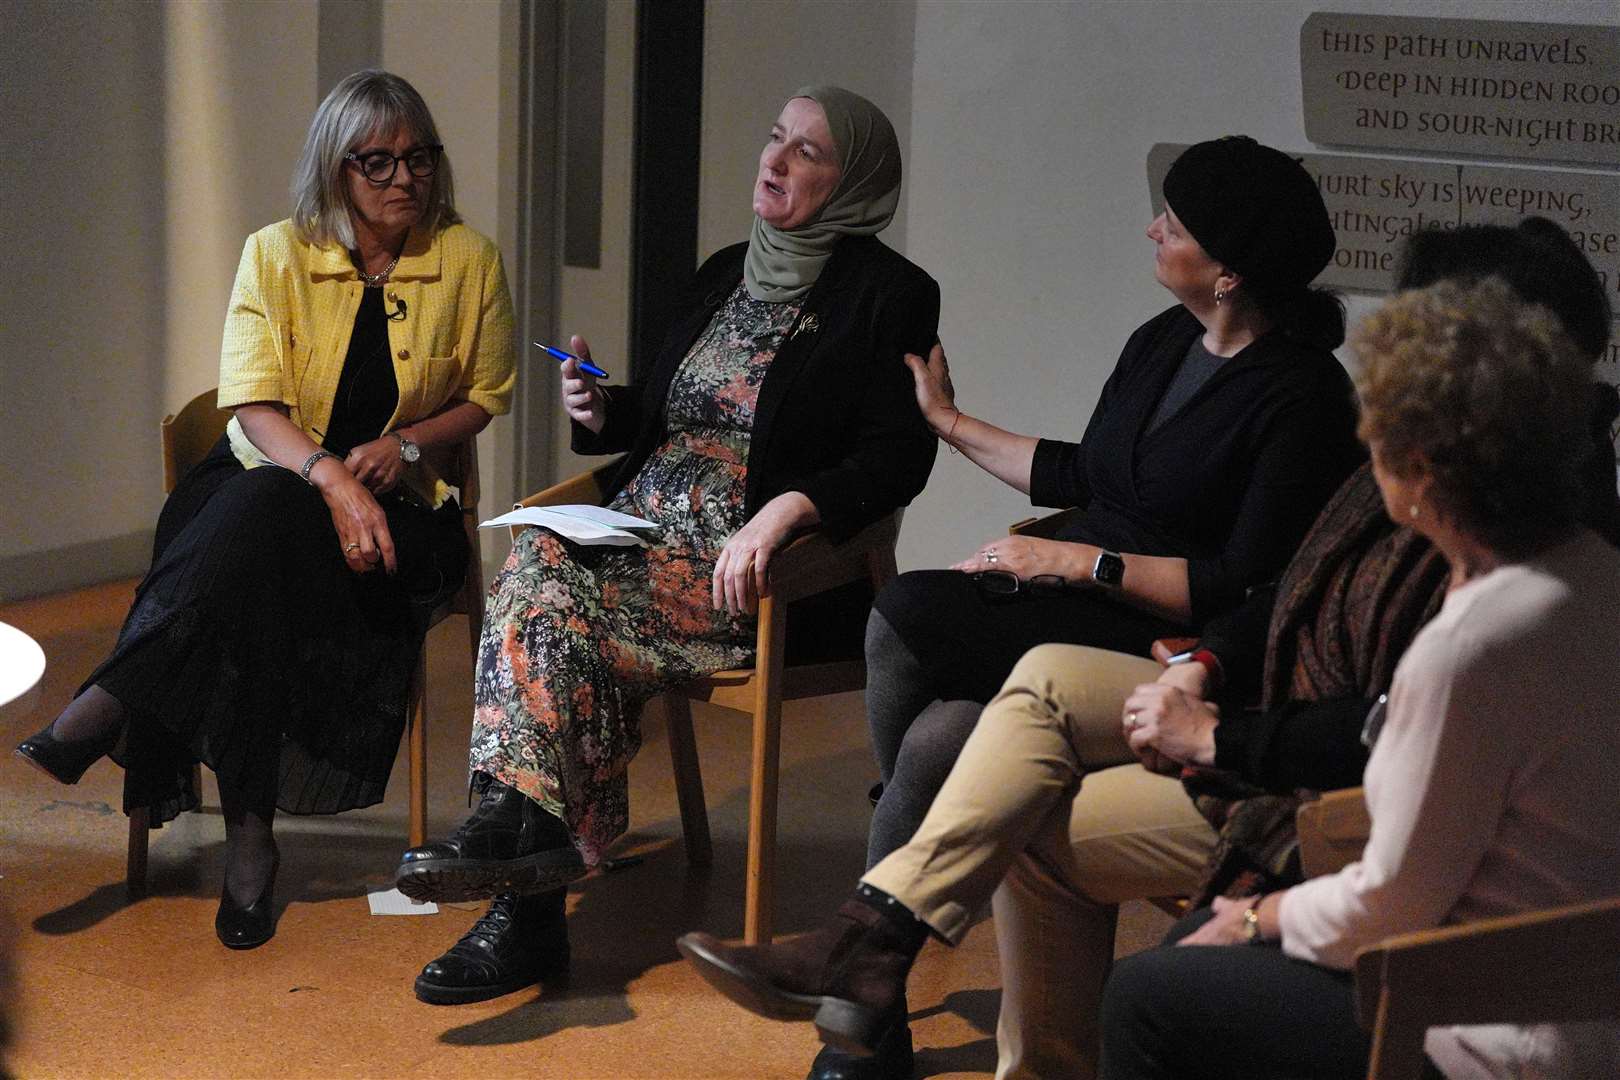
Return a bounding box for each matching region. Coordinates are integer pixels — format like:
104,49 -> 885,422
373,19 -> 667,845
862,644 -> 1218,1080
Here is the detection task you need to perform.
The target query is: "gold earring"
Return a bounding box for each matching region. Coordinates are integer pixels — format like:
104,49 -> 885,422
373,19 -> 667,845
1409,503 -> 1421,520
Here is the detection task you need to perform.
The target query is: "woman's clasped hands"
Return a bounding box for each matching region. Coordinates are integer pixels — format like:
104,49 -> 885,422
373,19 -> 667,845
1120,674 -> 1219,774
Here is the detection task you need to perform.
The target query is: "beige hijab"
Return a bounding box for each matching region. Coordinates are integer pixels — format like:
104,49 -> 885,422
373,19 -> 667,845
744,85 -> 902,302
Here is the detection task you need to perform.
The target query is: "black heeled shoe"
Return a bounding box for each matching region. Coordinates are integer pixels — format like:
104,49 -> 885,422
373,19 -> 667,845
14,723 -> 118,785
216,863 -> 279,950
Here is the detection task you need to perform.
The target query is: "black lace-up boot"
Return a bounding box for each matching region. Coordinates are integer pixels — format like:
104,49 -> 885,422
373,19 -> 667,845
395,774 -> 584,903
413,889 -> 570,1005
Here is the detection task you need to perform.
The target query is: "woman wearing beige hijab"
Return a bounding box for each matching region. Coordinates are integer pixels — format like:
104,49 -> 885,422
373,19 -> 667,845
394,86 -> 942,1008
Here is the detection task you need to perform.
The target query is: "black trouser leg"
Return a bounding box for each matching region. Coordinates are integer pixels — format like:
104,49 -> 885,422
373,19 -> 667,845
1099,908 -> 1371,1080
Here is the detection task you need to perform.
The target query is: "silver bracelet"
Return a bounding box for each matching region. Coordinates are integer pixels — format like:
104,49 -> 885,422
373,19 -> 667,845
300,449 -> 337,484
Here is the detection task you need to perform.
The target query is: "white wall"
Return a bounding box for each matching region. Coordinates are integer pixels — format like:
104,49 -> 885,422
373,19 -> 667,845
551,0 -> 639,485
381,0 -> 522,544
0,0 -> 319,600
897,0 -> 1619,572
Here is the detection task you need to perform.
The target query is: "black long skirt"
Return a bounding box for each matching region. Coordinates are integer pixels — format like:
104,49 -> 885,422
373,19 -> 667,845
87,437 -> 468,826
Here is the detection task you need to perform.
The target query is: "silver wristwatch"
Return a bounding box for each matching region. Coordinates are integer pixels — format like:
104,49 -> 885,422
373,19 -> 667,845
392,432 -> 420,463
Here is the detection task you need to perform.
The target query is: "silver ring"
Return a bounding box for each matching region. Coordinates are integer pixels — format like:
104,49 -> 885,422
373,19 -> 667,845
1126,711 -> 1140,730
344,542 -> 361,553
984,549 -> 999,564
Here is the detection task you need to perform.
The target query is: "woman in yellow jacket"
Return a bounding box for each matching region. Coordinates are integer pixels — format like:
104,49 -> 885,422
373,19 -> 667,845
15,70 -> 514,950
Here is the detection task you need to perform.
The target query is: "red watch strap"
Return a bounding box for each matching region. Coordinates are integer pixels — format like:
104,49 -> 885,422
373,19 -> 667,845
1190,647 -> 1224,695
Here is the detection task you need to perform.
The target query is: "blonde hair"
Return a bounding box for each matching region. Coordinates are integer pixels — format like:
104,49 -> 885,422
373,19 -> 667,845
290,70 -> 458,249
1354,277 -> 1591,554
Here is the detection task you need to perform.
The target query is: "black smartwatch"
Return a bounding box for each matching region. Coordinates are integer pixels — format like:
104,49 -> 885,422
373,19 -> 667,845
1092,549 -> 1125,590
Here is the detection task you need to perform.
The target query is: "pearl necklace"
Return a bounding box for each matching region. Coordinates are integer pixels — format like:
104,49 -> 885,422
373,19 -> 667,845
356,253 -> 399,288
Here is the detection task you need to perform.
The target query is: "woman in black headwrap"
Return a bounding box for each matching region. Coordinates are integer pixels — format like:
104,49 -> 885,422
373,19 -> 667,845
393,86 -> 941,1007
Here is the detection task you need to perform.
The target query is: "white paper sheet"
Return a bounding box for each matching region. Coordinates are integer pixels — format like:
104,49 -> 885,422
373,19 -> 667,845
367,888 -> 439,916
478,504 -> 658,547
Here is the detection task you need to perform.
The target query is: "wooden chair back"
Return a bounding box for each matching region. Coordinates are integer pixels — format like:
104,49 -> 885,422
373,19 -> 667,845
1354,895 -> 1620,1079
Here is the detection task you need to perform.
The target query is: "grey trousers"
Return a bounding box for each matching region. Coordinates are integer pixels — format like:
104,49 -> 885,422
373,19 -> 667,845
863,611 -> 984,869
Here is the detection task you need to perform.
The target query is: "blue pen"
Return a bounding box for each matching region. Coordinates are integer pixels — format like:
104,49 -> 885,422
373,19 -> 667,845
533,342 -> 609,379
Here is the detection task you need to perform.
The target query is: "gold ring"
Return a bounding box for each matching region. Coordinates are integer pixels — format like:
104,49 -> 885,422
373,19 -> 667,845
344,542 -> 361,553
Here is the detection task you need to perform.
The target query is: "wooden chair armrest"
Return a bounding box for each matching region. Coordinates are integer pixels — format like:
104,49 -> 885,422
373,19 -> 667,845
1008,507 -> 1081,539
511,459 -> 624,541
1353,895 -> 1620,1035
1297,786 -> 1370,879
768,513 -> 901,606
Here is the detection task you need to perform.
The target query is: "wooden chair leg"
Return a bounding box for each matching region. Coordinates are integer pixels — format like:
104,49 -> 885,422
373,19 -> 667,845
461,566 -> 485,665
408,652 -> 428,848
1366,986 -> 1432,1080
663,694 -> 712,867
744,596 -> 788,946
126,806 -> 150,900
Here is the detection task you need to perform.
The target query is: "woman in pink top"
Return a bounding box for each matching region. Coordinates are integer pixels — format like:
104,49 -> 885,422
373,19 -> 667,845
1098,277 -> 1620,1079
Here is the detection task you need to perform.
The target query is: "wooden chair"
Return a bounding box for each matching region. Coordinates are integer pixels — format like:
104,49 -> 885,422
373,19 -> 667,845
516,461 -> 902,943
1295,788 -> 1620,1079
126,389 -> 485,897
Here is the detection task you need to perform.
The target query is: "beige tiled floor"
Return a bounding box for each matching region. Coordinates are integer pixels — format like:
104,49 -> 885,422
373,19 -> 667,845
0,581 -> 1170,1079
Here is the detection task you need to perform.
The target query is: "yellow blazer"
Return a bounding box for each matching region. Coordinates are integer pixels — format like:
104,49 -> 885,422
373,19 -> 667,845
218,218 -> 516,505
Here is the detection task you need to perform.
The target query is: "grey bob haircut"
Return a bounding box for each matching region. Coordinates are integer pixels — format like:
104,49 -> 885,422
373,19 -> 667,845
290,70 -> 459,249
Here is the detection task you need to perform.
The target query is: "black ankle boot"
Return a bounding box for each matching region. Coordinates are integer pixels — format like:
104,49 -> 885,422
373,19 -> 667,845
395,775 -> 584,903
678,883 -> 932,1057
807,1004 -> 914,1078
414,889 -> 570,1005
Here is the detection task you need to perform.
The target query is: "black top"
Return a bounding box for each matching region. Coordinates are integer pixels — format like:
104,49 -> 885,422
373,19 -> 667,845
322,287 -> 400,457
1147,334 -> 1226,434
1029,305 -> 1365,624
573,235 -> 941,543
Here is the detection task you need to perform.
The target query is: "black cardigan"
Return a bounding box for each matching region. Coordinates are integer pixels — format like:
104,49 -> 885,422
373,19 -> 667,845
1030,305 -> 1365,625
573,236 -> 940,544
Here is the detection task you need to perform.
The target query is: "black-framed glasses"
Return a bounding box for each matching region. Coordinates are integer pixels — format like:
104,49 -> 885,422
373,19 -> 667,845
972,570 -> 1067,597
344,144 -> 443,184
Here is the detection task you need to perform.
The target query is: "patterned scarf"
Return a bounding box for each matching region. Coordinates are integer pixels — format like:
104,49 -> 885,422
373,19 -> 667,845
1185,462 -> 1449,903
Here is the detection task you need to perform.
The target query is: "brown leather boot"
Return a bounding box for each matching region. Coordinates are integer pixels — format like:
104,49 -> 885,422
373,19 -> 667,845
676,885 -> 931,1057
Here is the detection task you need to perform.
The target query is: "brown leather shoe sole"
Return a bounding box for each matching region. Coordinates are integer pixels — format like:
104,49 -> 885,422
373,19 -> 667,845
675,932 -> 884,1057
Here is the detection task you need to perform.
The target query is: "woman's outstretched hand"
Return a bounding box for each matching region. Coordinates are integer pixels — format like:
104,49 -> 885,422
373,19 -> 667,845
560,333 -> 605,434
712,492 -> 818,617
904,340 -> 959,437
310,457 -> 397,574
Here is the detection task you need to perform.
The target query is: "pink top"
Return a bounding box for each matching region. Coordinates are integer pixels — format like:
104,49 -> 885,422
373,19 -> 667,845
1280,531 -> 1620,1078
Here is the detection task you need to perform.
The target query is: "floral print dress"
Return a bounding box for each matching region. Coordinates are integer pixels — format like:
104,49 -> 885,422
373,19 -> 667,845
470,284 -> 802,862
